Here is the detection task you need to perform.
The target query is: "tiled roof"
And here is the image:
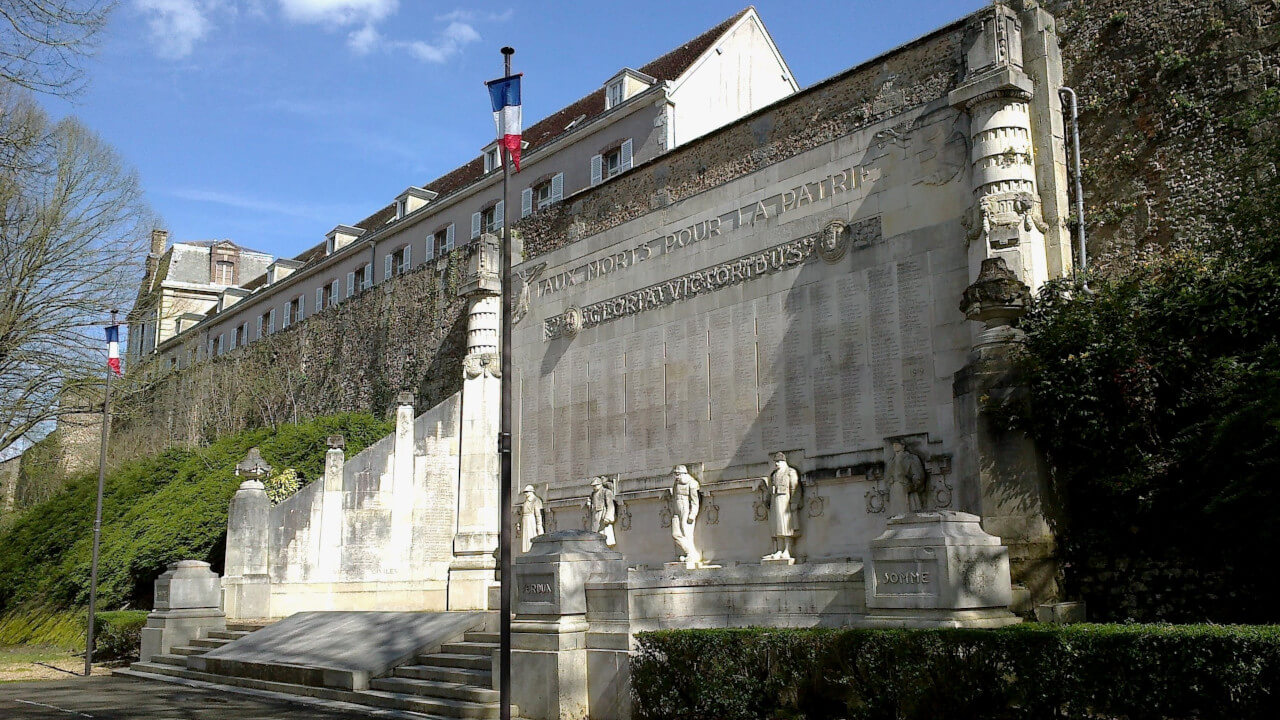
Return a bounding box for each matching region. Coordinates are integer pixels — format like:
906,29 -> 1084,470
343,7 -> 753,236
179,239 -> 272,255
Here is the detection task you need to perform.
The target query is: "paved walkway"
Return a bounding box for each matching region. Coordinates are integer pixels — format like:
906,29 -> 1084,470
0,675 -> 399,718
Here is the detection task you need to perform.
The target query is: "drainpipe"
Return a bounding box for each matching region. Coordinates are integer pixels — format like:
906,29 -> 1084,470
1059,87 -> 1088,289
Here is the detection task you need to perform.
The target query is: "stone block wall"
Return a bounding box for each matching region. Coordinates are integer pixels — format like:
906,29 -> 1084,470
1046,0 -> 1280,265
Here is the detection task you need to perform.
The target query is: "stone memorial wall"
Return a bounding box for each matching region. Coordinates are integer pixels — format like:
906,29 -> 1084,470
511,1 -> 1069,582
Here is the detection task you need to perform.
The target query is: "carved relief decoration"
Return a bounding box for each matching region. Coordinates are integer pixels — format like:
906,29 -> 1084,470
512,262 -> 546,326
463,353 -> 500,379
816,221 -> 849,264
865,466 -> 889,514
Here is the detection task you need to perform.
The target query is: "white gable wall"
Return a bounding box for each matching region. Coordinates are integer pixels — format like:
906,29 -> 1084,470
668,11 -> 799,146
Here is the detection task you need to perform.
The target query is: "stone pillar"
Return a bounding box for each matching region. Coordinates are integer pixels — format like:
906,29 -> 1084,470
140,560 -> 225,662
317,435 -> 345,581
223,448 -> 271,619
511,531 -> 628,720
865,512 -> 1018,628
389,392 -> 416,574
950,2 -> 1059,292
450,234 -> 502,610
952,258 -> 1059,610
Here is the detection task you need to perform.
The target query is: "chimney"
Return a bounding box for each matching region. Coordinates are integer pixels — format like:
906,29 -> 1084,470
151,229 -> 170,256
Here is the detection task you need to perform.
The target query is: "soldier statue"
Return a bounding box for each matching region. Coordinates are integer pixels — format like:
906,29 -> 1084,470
758,451 -> 802,561
518,485 -> 544,553
667,465 -> 702,565
886,439 -> 928,517
587,476 -> 618,547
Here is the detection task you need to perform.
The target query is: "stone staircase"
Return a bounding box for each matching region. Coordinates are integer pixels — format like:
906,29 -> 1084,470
141,623 -> 262,671
121,621 -> 508,718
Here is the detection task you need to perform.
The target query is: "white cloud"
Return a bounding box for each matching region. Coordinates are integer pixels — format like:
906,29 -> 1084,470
397,21 -> 479,63
135,0 -> 211,59
347,23 -> 380,54
435,8 -> 513,23
277,0 -> 397,26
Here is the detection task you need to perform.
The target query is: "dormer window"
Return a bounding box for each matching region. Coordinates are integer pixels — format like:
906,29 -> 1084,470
602,68 -> 654,110
396,198 -> 407,218
606,80 -> 624,109
214,260 -> 234,284
484,146 -> 501,173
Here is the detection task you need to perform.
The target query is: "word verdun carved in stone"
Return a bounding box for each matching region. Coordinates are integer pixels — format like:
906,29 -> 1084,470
545,232 -> 821,340
536,167 -> 859,299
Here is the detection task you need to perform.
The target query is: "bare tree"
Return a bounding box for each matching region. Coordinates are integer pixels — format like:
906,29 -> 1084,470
0,0 -> 110,96
0,83 -> 150,457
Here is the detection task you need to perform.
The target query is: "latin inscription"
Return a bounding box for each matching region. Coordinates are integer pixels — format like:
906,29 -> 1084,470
536,168 -> 858,299
545,234 -> 818,340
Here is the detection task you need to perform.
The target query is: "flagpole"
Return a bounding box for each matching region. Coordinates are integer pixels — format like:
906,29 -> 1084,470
85,308 -> 117,677
497,45 -> 515,720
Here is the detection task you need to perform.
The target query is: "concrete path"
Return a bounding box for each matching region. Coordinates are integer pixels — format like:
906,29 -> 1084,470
0,675 -> 429,718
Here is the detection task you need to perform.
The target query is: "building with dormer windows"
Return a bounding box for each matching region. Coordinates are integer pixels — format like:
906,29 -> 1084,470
128,8 -> 797,372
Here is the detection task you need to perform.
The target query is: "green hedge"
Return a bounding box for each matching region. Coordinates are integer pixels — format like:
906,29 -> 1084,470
632,625 -> 1280,720
93,610 -> 148,661
0,413 -> 392,614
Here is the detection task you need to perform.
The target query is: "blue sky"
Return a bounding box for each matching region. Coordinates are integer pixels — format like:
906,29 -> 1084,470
38,0 -> 986,259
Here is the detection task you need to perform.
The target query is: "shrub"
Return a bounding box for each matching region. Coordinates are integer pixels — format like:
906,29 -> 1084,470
1017,240 -> 1280,622
93,610 -> 148,661
632,625 -> 1280,720
0,606 -> 85,650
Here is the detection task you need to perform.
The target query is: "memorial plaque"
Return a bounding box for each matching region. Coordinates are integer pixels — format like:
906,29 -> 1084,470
838,273 -> 871,449
732,303 -> 759,461
641,327 -> 667,469
903,354 -> 932,433
568,350 -> 589,479
684,315 -> 710,460
897,258 -> 930,351
783,289 -> 813,449
707,307 -> 735,458
537,374 -> 556,480
812,280 -> 841,453
519,379 -> 540,484
553,354 -> 572,479
869,264 -> 903,437
754,295 -> 784,452
664,321 -> 688,458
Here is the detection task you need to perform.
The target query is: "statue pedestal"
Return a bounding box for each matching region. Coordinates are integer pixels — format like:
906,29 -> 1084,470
864,511 -> 1019,628
512,531 -> 627,720
140,561 -> 225,662
761,557 -> 796,567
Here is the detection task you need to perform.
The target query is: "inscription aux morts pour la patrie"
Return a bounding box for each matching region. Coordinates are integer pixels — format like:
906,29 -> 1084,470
535,167 -> 862,300
543,213 -> 880,341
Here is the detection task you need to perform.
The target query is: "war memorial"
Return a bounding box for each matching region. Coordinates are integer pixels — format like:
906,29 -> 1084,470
121,3 -> 1078,718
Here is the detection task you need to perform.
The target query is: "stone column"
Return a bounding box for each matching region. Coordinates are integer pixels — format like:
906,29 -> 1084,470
223,448 -> 271,619
449,233 -> 503,609
317,435 -> 345,581
952,258 -> 1059,610
140,560 -> 225,662
950,2 -> 1063,293
510,531 -> 628,720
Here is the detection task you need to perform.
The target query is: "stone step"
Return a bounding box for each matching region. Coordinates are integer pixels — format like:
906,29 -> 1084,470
188,638 -> 229,649
370,676 -> 499,705
119,663 -> 474,718
463,631 -> 499,644
394,664 -> 493,687
417,653 -> 491,671
225,621 -> 272,633
169,645 -> 206,656
149,653 -> 188,667
206,629 -> 254,641
356,689 -> 500,719
439,642 -> 497,657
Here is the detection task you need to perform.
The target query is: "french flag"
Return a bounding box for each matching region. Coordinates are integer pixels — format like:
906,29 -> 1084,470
105,325 -> 122,376
486,74 -> 523,172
